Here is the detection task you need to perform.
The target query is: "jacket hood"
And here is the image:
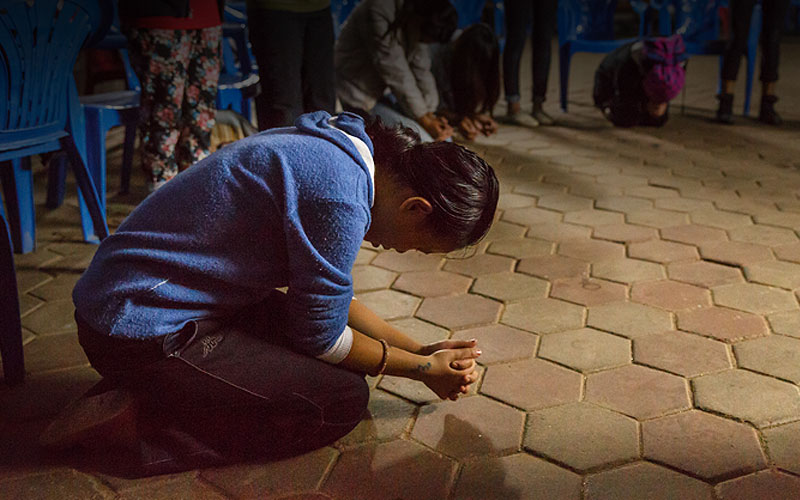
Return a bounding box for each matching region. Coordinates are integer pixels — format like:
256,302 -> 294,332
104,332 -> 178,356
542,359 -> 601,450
294,111 -> 375,205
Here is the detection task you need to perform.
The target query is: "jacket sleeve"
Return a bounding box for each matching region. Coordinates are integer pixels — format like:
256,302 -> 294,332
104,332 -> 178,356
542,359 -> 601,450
282,197 -> 369,357
409,44 -> 440,114
367,2 -> 433,118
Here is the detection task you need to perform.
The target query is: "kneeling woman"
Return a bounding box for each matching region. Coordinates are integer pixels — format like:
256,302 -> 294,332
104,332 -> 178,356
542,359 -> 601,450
593,35 -> 687,127
43,112 -> 498,476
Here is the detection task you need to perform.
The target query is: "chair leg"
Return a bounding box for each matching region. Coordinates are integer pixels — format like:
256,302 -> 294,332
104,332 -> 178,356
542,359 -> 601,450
77,109 -> 109,244
120,120 -> 137,195
559,44 -> 572,112
0,213 -> 24,385
60,136 -> 109,243
0,158 -> 36,253
45,152 -> 68,209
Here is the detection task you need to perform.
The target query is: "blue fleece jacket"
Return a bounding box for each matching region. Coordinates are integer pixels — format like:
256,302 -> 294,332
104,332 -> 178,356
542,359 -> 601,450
73,111 -> 373,357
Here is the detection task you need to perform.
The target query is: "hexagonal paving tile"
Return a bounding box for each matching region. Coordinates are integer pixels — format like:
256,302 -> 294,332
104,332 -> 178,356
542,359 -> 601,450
0,470 -> 118,500
626,185 -> 680,200
754,211 -> 800,230
203,447 -> 339,498
587,302 -> 673,338
585,462 -> 713,500
690,209 -> 753,230
355,247 -> 378,265
416,294 -> 501,329
586,364 -> 691,420
322,440 -> 456,500
715,469 -> 800,500
729,225 -> 799,247
558,240 -> 625,262
564,209 -> 625,227
371,250 -> 443,272
633,330 -> 732,377
483,220 -> 527,242
712,283 -> 798,315
352,265 -> 398,292
21,299 -> 78,335
667,261 -> 743,288
593,223 -> 658,244
22,332 -> 90,374
388,317 -> 449,345
472,272 -> 549,302
733,335 -> 800,383
661,224 -> 729,246
693,370 -> 800,427
628,240 -> 698,264
497,193 -> 537,210
642,410 -> 766,481
538,328 -> 630,373
655,197 -> 715,212
761,421 -> 800,475
443,254 -> 515,278
592,258 -> 665,284
626,209 -> 689,229
481,358 -> 582,410
698,241 -> 773,267
356,290 -> 421,320
27,273 -> 80,301
411,396 -> 524,459
487,238 -> 553,259
502,297 -> 585,334
677,306 -> 768,342
595,195 -> 653,213
549,276 -> 627,306
337,390 -> 417,446
454,453 -> 582,500
392,270 -> 472,298
631,280 -> 711,312
502,207 -> 562,226
773,242 -> 800,263
524,402 -> 639,472
767,310 -> 800,339
744,260 -> 800,290
451,324 -> 538,365
525,222 -> 592,242
536,193 -> 594,212
517,255 -> 590,280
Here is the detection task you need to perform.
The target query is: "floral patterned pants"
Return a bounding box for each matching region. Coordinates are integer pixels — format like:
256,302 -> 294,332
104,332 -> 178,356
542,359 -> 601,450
126,26 -> 221,185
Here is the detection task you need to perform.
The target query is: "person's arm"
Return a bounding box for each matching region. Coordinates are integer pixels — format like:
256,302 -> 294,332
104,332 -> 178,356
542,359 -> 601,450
339,328 -> 481,400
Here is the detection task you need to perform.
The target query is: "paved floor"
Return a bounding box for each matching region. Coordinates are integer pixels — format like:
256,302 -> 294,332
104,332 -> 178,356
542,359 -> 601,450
3,40 -> 800,499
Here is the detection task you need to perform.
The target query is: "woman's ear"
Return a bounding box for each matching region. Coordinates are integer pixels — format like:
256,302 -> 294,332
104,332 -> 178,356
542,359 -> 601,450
399,196 -> 433,217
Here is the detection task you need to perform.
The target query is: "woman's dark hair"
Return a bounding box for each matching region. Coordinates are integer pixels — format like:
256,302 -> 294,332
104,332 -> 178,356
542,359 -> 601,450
365,118 -> 499,248
385,0 -> 458,45
451,23 -> 500,116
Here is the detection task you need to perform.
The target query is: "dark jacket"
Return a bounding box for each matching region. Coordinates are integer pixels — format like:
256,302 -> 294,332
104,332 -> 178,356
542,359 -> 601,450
119,0 -> 225,21
593,42 -> 668,128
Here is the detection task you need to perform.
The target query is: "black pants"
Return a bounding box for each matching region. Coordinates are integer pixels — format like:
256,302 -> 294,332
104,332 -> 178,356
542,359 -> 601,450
721,0 -> 791,83
247,7 -> 336,130
76,292 -> 368,477
502,0 -> 557,103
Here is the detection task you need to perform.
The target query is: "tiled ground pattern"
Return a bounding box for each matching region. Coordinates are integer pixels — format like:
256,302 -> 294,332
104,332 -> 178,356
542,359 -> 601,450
3,42 -> 800,499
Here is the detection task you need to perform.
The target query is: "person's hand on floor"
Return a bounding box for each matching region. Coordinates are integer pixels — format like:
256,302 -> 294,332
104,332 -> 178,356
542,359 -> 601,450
473,113 -> 498,136
458,116 -> 480,140
419,112 -> 453,141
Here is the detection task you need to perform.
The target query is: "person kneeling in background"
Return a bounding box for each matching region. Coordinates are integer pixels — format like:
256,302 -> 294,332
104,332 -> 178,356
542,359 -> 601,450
593,34 -> 687,128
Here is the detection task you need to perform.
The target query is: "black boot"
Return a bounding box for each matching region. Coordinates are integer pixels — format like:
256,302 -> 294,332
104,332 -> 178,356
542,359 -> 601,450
759,95 -> 782,125
716,93 -> 734,124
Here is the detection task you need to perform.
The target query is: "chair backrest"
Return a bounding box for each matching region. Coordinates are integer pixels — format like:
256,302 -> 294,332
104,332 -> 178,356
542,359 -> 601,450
0,0 -> 98,143
558,0 -> 618,42
673,0 -> 723,43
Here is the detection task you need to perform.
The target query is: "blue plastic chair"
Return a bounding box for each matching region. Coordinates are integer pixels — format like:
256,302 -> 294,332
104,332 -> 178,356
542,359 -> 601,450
558,0 -> 648,111
0,0 -> 109,384
219,18 -> 260,121
656,0 -> 761,115
45,3 -> 140,245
